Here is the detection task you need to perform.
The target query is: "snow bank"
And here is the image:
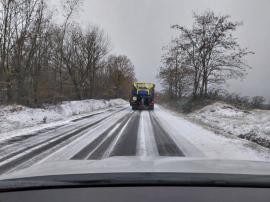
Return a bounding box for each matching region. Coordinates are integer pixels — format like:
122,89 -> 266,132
189,102 -> 270,148
0,99 -> 127,133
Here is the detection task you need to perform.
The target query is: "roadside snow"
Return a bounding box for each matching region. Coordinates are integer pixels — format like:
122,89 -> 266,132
0,99 -> 127,134
189,102 -> 270,148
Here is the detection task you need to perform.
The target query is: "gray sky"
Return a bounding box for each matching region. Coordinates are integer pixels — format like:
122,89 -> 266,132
54,0 -> 270,100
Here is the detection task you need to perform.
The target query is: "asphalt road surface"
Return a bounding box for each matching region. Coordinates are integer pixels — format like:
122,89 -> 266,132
0,105 -> 186,175
1,104 -> 268,176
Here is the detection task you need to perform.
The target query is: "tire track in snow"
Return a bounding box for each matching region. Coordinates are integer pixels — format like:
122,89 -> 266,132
0,105 -> 125,147
0,107 -> 128,175
71,111 -> 133,160
88,111 -> 136,159
108,111 -> 140,157
38,109 -> 131,163
0,107 -> 127,163
152,105 -> 204,157
149,111 -> 184,156
136,111 -> 159,157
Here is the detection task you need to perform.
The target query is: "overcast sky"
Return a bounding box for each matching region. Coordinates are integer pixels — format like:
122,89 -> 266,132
54,0 -> 270,100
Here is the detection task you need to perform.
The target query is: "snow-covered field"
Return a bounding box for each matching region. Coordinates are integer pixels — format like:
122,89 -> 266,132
189,102 -> 270,148
0,99 -> 127,134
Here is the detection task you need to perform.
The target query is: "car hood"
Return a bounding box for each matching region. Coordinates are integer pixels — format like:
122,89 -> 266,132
1,156 -> 270,180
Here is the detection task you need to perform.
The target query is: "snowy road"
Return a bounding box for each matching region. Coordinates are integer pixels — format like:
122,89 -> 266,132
0,104 -> 270,175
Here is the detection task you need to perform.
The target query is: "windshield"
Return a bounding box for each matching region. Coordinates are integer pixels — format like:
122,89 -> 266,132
0,0 -> 270,186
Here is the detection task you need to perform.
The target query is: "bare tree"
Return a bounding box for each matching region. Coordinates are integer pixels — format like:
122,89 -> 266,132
169,10 -> 253,97
83,26 -> 110,98
0,0 -> 17,102
159,41 -> 192,98
62,25 -> 110,100
57,0 -> 82,96
106,55 -> 135,98
0,0 -> 135,106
